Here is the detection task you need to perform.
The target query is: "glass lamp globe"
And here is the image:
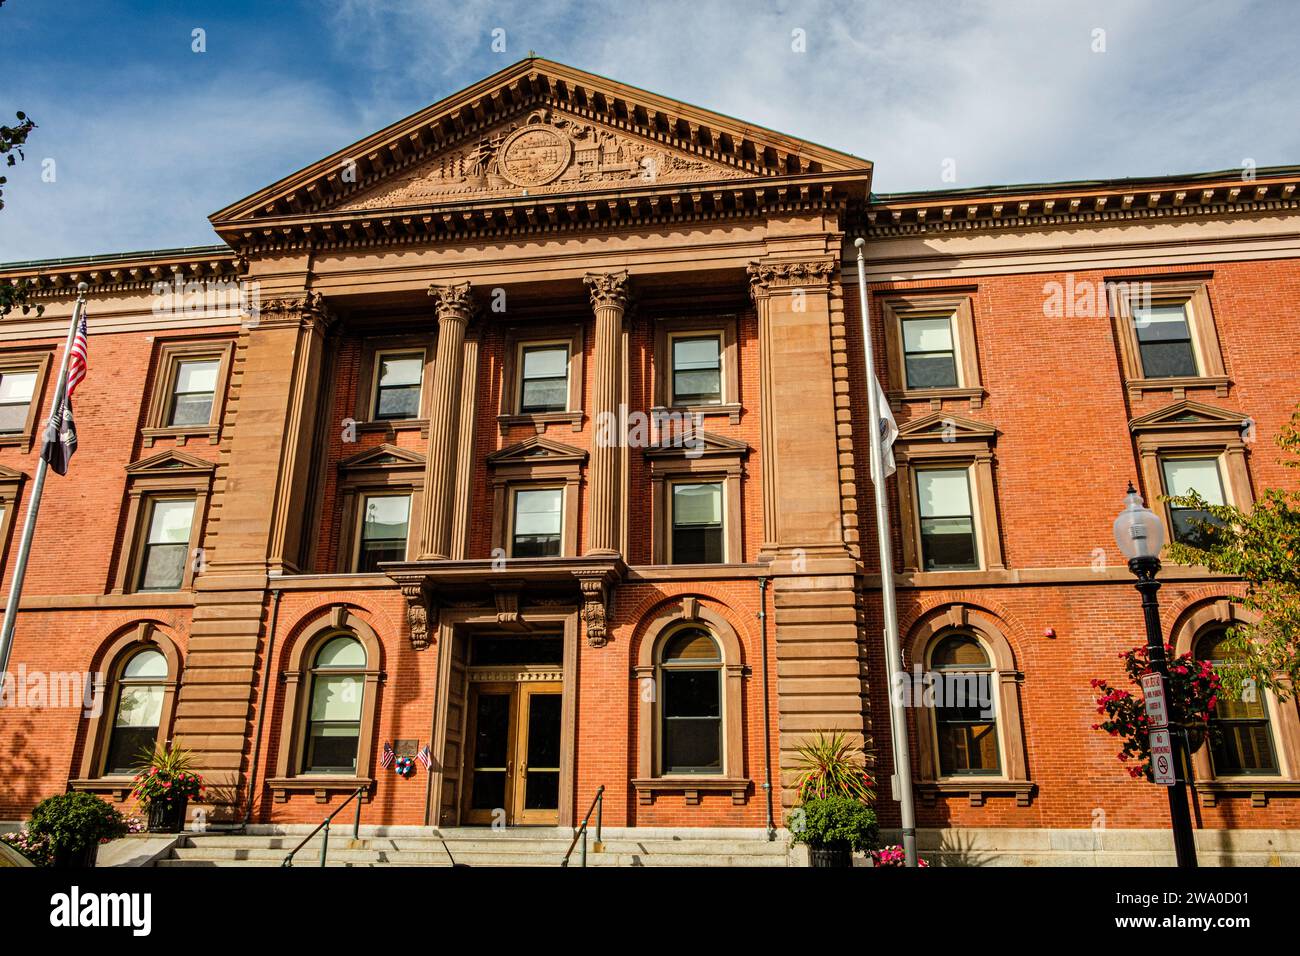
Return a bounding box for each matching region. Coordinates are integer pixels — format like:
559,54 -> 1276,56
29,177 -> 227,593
1113,483 -> 1165,561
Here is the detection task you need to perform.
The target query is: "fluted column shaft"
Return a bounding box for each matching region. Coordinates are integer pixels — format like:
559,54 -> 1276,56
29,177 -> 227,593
419,281 -> 473,560
584,271 -> 630,555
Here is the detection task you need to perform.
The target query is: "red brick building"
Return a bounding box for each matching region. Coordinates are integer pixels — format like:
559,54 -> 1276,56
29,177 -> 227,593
1,59 -> 1297,863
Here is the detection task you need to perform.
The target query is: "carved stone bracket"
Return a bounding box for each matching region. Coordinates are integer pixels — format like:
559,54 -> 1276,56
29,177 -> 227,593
574,568 -> 617,647
398,580 -> 436,651
746,259 -> 837,301
491,579 -> 526,631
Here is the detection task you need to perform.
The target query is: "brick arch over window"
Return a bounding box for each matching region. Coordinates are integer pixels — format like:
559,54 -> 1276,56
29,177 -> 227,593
905,604 -> 1034,807
269,605 -> 383,803
72,621 -> 183,800
631,596 -> 750,806
1171,598 -> 1300,806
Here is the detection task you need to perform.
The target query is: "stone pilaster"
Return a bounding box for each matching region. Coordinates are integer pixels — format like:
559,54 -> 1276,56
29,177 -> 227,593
418,281 -> 474,560
747,258 -> 868,809
174,289 -> 332,816
583,271 -> 630,556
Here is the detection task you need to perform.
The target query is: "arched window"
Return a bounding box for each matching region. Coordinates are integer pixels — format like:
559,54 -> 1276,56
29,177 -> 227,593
1196,628 -> 1279,775
659,627 -> 723,774
103,648 -> 169,775
928,632 -> 1000,776
303,634 -> 367,774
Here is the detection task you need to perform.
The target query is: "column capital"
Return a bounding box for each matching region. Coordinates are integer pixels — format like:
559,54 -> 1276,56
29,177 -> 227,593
746,259 -> 837,301
584,270 -> 632,310
428,281 -> 475,322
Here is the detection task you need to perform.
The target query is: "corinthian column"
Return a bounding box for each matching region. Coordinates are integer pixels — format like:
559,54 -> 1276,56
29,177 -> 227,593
583,271 -> 631,556
419,281 -> 474,560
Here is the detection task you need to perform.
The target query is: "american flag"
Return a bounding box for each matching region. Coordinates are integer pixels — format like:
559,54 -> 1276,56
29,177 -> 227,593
66,312 -> 89,396
416,745 -> 432,770
380,741 -> 395,770
40,312 -> 89,476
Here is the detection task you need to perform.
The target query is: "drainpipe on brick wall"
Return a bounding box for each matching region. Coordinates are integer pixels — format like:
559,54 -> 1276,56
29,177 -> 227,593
242,586 -> 283,828
758,576 -> 776,841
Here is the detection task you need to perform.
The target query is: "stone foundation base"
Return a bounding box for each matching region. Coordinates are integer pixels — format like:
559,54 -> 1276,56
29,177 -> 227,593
880,827 -> 1300,866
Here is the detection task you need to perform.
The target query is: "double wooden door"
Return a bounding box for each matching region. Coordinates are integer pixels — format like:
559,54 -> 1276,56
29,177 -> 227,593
462,681 -> 562,825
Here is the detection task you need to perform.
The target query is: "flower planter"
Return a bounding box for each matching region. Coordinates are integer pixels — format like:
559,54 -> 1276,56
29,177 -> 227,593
809,845 -> 853,868
51,841 -> 99,869
147,797 -> 189,834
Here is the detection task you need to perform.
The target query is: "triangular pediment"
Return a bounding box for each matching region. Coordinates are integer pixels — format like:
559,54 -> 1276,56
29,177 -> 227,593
895,412 -> 998,441
211,57 -> 870,228
1129,400 -> 1250,433
645,430 -> 750,458
487,435 -> 588,466
339,443 -> 426,470
331,106 -> 748,213
125,450 -> 216,475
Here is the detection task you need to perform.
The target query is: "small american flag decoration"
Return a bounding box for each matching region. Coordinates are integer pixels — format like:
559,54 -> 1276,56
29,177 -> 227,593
416,745 -> 432,770
379,741 -> 395,770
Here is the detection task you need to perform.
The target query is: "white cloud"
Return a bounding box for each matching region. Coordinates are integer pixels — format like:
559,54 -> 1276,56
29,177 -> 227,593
3,0 -> 1296,261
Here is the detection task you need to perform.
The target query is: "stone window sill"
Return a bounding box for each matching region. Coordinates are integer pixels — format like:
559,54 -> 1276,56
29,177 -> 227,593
652,403 -> 742,425
68,777 -> 138,802
1126,374 -> 1229,401
631,776 -> 751,806
887,387 -> 984,411
356,417 -> 430,440
141,424 -> 219,448
917,780 -> 1036,807
497,410 -> 584,434
1196,779 -> 1300,808
266,776 -> 374,803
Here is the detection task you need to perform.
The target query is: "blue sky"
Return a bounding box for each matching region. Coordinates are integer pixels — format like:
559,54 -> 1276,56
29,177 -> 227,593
2,0 -> 1298,262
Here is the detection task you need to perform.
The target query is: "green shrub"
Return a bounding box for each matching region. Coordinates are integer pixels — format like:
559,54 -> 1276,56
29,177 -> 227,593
788,795 -> 879,851
27,792 -> 128,854
792,731 -> 875,803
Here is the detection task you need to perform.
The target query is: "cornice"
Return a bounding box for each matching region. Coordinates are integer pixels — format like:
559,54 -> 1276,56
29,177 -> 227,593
859,176 -> 1300,239
213,172 -> 859,257
0,249 -> 244,298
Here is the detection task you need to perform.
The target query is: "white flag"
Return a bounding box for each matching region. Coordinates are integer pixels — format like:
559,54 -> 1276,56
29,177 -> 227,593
874,375 -> 897,477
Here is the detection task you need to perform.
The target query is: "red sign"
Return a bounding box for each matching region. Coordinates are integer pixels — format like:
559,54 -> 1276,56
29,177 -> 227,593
1149,728 -> 1175,785
1141,673 -> 1169,728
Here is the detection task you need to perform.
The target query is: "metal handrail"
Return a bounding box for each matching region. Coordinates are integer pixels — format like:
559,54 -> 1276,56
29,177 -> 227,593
281,786 -> 367,867
560,785 -> 604,868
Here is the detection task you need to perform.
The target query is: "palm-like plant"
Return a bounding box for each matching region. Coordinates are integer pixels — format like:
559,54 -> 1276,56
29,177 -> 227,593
792,731 -> 874,804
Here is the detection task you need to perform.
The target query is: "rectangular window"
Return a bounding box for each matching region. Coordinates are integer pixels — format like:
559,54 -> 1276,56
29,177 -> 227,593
0,369 -> 37,434
1133,303 -> 1198,378
661,669 -> 722,773
105,685 -> 164,775
304,674 -> 363,773
372,352 -> 424,420
1162,457 -> 1226,547
511,487 -> 563,558
901,316 -> 958,389
671,482 -> 724,564
519,345 -> 569,413
671,335 -> 722,405
166,359 -> 220,427
356,494 -> 410,571
916,468 -> 978,570
936,677 -> 1000,775
138,498 -> 196,591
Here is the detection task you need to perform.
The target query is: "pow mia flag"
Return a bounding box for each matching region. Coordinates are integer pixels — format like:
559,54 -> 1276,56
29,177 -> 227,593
40,400 -> 78,476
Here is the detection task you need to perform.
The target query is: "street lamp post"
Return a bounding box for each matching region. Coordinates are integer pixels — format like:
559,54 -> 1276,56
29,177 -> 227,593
1112,483 -> 1199,868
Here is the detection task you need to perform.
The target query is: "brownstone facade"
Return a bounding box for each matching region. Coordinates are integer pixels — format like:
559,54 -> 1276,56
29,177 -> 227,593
2,59 -> 1298,854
